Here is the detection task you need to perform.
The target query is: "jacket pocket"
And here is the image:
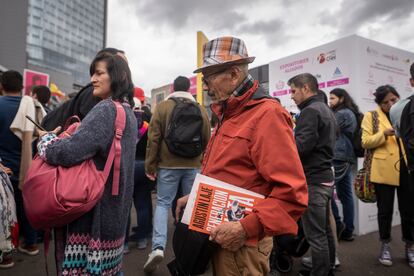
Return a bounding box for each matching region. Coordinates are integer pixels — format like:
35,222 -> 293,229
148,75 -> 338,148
373,152 -> 387,160
220,124 -> 252,143
257,237 -> 273,257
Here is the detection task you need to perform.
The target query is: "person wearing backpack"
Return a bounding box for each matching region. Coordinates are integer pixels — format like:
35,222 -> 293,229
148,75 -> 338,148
390,62 -> 414,174
144,76 -> 211,273
389,63 -> 414,269
328,88 -> 359,242
35,52 -> 137,275
361,85 -> 414,269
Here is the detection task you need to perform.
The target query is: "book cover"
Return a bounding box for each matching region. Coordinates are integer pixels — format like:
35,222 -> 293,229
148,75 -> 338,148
181,174 -> 264,237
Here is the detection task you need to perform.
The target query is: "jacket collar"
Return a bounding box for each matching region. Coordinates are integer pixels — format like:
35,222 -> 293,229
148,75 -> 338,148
376,106 -> 392,128
211,80 -> 272,119
165,91 -> 196,102
233,74 -> 255,97
297,94 -> 322,110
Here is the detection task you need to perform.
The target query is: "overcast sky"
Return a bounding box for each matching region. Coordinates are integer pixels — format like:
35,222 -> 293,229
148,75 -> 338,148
107,0 -> 414,97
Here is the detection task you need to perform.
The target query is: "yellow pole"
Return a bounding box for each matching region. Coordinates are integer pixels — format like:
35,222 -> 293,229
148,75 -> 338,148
196,31 -> 209,105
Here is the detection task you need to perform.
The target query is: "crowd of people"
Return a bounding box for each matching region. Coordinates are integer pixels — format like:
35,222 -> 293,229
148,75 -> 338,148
0,36 -> 413,276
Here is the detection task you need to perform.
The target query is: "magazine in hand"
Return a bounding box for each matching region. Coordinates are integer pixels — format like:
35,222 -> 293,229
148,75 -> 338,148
181,174 -> 264,244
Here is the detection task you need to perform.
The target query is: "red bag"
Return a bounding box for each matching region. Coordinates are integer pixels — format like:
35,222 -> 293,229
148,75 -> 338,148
23,101 -> 126,230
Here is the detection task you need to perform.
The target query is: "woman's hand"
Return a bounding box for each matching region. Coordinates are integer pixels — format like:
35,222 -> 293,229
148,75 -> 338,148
384,128 -> 395,137
38,126 -> 62,138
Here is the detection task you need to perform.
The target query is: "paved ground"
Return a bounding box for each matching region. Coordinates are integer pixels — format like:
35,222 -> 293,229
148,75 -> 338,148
2,213 -> 414,276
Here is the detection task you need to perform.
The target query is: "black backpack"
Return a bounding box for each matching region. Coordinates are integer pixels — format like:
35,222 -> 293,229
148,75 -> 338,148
165,97 -> 204,158
352,111 -> 365,158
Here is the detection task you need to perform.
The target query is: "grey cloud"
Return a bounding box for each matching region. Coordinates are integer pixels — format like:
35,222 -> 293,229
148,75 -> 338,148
125,0 -> 251,30
239,19 -> 284,34
237,18 -> 289,46
122,0 -> 292,46
320,0 -> 414,34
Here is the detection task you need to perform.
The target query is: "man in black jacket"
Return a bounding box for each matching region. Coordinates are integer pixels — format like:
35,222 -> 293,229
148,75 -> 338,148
389,63 -> 414,269
393,62 -> 414,173
289,73 -> 337,276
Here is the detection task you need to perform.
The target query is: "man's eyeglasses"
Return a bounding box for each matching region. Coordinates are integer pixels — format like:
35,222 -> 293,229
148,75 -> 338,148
202,67 -> 229,86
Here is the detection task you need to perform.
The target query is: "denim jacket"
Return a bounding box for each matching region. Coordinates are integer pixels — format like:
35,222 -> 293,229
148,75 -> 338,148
334,108 -> 357,162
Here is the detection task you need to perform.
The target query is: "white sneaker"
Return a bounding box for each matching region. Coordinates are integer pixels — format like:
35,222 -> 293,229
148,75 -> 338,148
143,249 -> 164,273
379,242 -> 393,266
301,255 -> 340,269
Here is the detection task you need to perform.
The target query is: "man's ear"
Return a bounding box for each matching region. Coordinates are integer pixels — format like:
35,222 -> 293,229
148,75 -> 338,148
303,84 -> 311,95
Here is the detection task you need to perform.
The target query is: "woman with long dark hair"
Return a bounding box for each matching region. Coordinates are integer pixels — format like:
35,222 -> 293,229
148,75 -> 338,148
361,85 -> 414,268
329,88 -> 359,241
36,53 -> 137,275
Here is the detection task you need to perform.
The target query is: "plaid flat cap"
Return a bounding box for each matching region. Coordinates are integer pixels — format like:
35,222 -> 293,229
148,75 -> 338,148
193,36 -> 255,73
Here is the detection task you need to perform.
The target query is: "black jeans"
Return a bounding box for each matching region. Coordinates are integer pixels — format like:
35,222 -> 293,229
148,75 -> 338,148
302,184 -> 336,276
125,160 -> 153,243
375,160 -> 414,244
10,179 -> 38,245
331,160 -> 355,237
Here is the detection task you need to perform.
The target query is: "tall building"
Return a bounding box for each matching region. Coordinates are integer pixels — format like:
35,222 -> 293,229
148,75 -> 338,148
0,0 -> 107,94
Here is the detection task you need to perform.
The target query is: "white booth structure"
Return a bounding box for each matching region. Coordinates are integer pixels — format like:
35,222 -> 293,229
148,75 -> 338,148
268,34 -> 414,235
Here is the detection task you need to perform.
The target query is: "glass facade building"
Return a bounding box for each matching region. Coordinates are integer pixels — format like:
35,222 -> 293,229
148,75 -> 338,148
26,0 -> 106,86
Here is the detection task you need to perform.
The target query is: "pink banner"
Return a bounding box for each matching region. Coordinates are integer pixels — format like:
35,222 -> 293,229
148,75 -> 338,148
23,69 -> 49,95
273,90 -> 288,96
327,78 -> 349,87
169,76 -> 197,96
318,82 -> 326,89
189,76 -> 197,96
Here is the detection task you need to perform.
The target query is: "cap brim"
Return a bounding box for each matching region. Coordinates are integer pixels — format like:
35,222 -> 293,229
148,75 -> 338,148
193,56 -> 255,74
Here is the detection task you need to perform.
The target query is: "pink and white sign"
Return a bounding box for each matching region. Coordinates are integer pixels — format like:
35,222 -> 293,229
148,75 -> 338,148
188,76 -> 197,96
169,76 -> 197,96
327,78 -> 349,87
23,69 -> 49,95
269,35 -> 414,236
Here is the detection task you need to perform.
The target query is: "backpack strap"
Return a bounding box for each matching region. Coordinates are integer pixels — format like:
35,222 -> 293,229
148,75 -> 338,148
102,100 -> 126,196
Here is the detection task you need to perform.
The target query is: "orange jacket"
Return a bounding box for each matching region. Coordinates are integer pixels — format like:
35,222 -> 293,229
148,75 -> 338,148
202,82 -> 308,240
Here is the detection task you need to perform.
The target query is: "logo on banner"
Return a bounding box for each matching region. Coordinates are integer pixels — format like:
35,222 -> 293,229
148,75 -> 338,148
332,67 -> 342,78
315,73 -> 322,79
275,80 -> 285,90
317,50 -> 336,64
368,71 -> 374,80
366,46 -> 379,56
383,54 -> 398,62
366,71 -> 376,86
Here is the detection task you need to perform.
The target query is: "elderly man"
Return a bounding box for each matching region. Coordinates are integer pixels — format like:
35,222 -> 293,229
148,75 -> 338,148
176,36 -> 308,275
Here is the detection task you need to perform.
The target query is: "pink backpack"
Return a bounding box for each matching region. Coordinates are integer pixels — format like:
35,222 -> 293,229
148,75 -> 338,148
23,101 -> 126,230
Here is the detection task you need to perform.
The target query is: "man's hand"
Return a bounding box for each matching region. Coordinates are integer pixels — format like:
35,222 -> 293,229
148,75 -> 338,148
209,221 -> 247,252
38,126 -> 62,138
145,172 -> 157,181
175,195 -> 189,223
0,163 -> 13,175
